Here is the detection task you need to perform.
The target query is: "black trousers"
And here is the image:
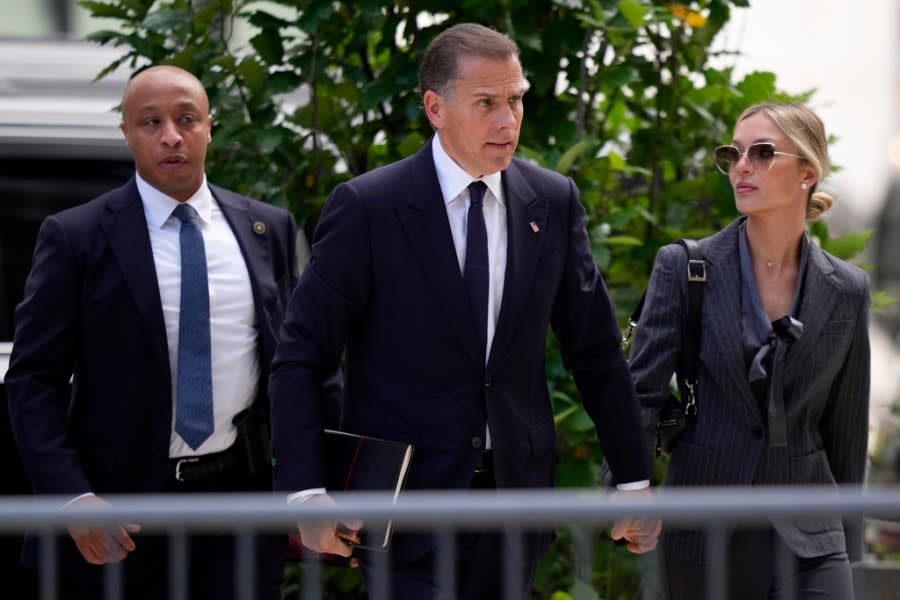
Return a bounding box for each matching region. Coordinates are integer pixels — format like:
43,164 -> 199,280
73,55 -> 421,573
358,461 -> 537,600
662,528 -> 854,600
47,466 -> 285,600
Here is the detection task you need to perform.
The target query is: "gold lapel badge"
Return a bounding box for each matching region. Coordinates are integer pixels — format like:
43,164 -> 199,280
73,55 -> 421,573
253,221 -> 266,235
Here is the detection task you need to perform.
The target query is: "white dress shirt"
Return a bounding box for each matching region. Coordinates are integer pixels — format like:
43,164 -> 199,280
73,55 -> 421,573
137,173 -> 259,458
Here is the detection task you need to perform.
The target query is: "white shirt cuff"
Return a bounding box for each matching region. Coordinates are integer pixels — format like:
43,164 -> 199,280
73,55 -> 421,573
287,488 -> 327,504
63,492 -> 96,508
615,480 -> 650,491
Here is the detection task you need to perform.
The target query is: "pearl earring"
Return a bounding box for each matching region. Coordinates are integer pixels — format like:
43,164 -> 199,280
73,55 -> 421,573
800,182 -> 808,190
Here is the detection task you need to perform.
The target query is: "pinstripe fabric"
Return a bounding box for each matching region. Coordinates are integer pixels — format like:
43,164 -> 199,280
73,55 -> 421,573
630,217 -> 871,564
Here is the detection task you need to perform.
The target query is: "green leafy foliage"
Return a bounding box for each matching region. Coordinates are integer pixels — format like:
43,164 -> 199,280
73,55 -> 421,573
78,0 -> 879,596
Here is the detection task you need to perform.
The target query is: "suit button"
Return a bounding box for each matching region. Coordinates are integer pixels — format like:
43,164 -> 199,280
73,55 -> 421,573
485,380 -> 491,388
471,436 -> 483,449
751,426 -> 763,439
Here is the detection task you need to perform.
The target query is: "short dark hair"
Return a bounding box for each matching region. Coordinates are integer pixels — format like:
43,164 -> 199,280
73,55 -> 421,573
418,23 -> 519,99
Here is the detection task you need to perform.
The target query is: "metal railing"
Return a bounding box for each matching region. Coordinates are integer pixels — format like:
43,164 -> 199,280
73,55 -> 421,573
1,486 -> 898,599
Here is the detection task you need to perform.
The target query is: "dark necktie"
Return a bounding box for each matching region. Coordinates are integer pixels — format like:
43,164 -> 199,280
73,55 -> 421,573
172,203 -> 214,450
464,181 -> 489,356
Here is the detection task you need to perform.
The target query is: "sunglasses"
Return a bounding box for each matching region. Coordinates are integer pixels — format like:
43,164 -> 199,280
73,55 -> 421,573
714,142 -> 804,174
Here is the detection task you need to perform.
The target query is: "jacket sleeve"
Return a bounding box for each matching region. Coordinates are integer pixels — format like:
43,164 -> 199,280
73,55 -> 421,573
549,178 -> 652,485
818,275 -> 870,562
628,243 -> 688,449
5,216 -> 92,495
269,182 -> 371,492
819,276 -> 871,485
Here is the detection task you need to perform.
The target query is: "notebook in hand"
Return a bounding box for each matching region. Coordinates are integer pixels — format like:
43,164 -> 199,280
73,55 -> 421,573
324,429 -> 414,550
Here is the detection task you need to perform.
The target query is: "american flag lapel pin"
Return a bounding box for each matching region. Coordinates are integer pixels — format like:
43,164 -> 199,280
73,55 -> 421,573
529,221 -> 540,233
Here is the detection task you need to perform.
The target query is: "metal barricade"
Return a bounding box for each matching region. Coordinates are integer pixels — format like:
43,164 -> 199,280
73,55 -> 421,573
0,486 -> 897,599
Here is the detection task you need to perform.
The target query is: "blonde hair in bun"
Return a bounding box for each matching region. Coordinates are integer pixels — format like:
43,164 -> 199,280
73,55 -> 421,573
807,190 -> 834,221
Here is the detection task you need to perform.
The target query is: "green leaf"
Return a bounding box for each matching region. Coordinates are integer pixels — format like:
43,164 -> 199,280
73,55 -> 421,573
142,8 -> 192,33
820,229 -> 873,260
78,1 -> 132,19
84,29 -> 126,46
256,126 -> 288,154
246,9 -> 292,30
607,151 -> 626,170
263,71 -> 303,96
737,71 -> 777,105
166,45 -> 198,70
595,64 -> 639,89
617,0 -> 647,29
556,139 -> 591,175
554,405 -> 580,427
871,289 -> 899,313
602,235 -> 643,247
237,56 -> 267,95
94,56 -> 129,82
119,0 -> 148,11
250,30 -> 285,65
397,132 -> 426,157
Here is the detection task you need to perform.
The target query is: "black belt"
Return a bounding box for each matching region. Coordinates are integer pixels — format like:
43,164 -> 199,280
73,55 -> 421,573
474,450 -> 493,474
170,442 -> 246,484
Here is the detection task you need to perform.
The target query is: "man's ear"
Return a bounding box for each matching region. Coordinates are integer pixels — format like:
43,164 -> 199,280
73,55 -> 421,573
119,122 -> 130,147
422,90 -> 444,130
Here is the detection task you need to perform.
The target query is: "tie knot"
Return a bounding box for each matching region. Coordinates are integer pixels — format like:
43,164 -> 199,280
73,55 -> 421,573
468,181 -> 487,207
172,203 -> 199,224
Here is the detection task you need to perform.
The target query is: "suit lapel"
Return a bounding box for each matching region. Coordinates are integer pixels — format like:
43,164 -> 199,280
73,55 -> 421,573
395,144 -> 483,368
100,179 -> 169,376
782,243 -> 838,385
701,220 -> 761,424
486,161 -> 545,372
212,185 -> 278,366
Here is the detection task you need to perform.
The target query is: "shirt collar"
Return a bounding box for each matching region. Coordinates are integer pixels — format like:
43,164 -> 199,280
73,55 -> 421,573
431,134 -> 504,206
135,172 -> 214,229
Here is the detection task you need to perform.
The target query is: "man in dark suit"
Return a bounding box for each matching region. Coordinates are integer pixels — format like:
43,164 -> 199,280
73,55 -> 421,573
269,23 -> 659,598
6,65 -> 301,599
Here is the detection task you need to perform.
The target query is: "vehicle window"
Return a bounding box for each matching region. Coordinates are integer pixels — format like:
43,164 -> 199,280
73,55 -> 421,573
0,157 -> 132,339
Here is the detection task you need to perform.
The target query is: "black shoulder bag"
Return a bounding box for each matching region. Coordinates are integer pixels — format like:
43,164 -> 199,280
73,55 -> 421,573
625,239 -> 706,457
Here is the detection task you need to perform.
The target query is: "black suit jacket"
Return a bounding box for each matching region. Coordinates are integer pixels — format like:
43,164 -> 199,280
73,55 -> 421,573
631,218 -> 871,563
6,177 -> 298,496
269,140 -> 651,562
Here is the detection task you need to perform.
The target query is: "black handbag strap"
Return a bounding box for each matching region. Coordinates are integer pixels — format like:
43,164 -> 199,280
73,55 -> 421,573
625,239 -> 706,414
674,239 -> 705,416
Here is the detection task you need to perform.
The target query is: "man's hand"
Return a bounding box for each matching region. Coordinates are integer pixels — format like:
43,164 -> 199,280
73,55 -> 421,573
65,495 -> 141,565
610,488 -> 661,554
296,493 -> 364,557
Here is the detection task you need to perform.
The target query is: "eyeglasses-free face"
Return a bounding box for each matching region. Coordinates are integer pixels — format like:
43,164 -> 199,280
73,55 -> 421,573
714,142 -> 804,175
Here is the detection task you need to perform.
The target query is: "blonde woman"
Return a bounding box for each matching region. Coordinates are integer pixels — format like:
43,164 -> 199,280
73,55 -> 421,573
631,103 -> 870,599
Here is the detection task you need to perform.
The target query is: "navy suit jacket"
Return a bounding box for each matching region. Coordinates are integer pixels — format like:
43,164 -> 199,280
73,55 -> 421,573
269,140 -> 651,562
6,178 -> 299,498
631,218 -> 871,563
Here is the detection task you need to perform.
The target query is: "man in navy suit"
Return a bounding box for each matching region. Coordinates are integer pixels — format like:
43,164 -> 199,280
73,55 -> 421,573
269,23 -> 659,599
6,65 -> 304,599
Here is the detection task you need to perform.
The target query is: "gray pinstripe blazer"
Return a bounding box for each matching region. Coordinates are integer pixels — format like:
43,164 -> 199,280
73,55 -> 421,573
630,217 -> 871,563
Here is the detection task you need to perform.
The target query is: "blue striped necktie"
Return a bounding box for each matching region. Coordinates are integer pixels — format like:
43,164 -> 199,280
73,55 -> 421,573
172,203 -> 214,450
464,181 -> 489,357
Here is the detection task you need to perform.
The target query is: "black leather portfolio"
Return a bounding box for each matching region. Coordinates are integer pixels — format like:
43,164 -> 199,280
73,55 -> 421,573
324,429 -> 414,550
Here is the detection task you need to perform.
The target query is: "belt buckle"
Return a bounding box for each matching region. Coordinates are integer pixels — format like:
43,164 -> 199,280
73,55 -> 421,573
474,451 -> 492,474
175,457 -> 200,482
